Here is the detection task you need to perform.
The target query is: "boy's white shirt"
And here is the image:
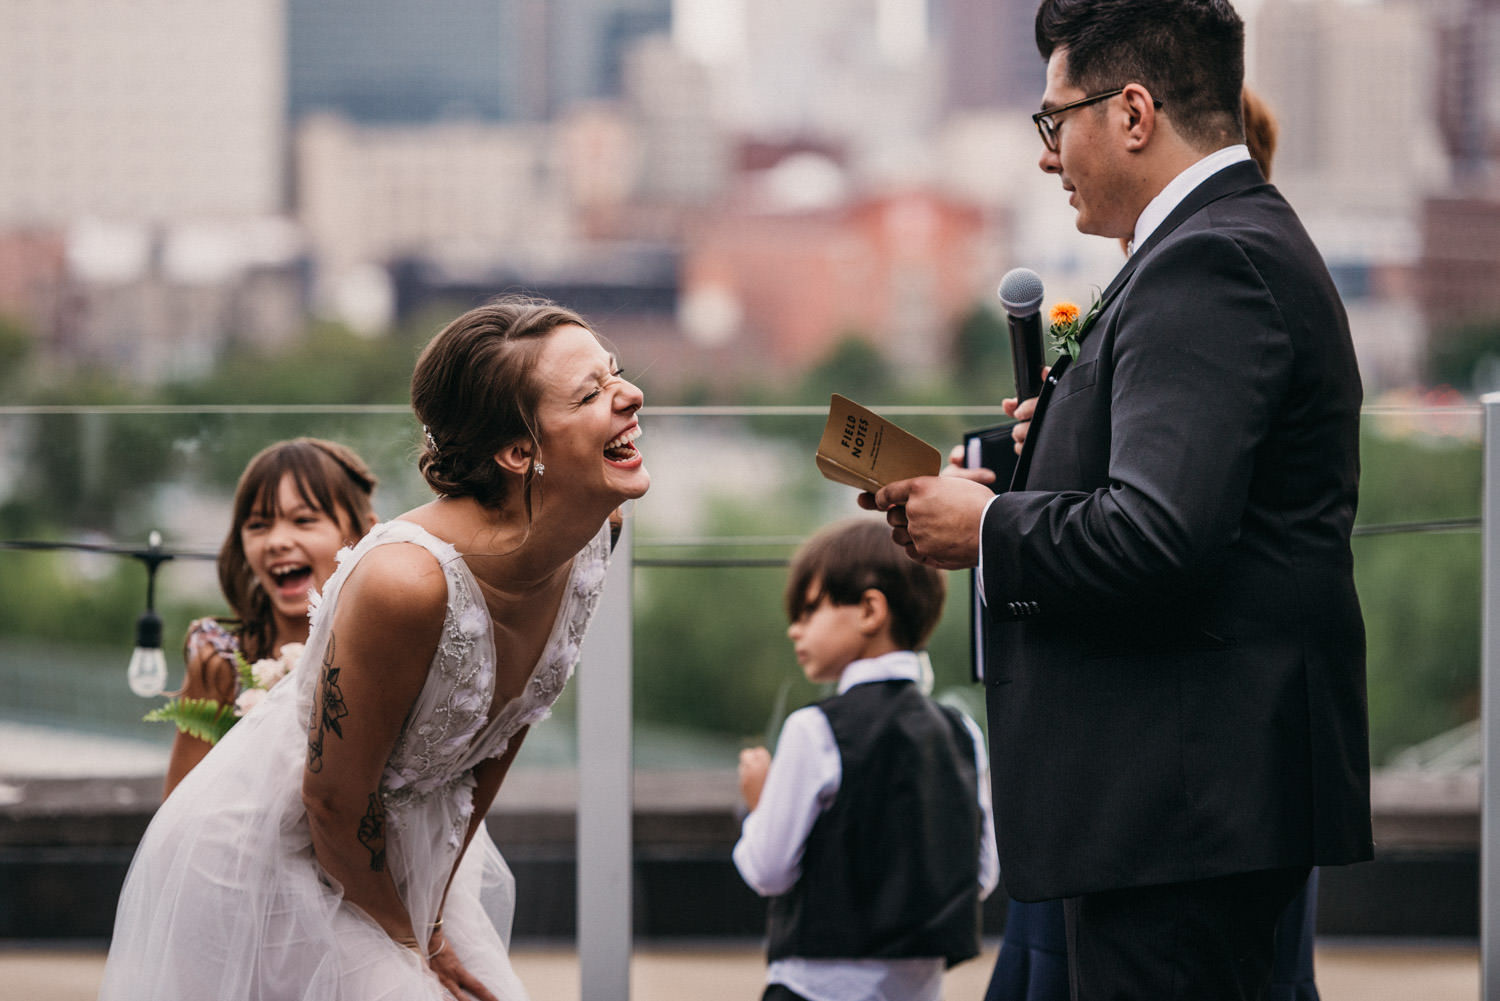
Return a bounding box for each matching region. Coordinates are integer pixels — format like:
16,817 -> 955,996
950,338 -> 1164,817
731,650 -> 1000,1001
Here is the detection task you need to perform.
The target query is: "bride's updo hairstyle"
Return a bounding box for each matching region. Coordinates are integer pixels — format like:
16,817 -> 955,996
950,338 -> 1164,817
412,295 -> 597,508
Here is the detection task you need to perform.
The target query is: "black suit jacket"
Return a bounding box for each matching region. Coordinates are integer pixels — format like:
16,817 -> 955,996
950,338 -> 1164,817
981,160 -> 1373,902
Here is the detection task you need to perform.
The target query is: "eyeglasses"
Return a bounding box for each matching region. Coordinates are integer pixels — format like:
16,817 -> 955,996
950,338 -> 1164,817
1032,88 -> 1161,152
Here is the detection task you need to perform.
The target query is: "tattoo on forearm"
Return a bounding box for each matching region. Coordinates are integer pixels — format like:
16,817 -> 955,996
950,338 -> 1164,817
306,634 -> 349,773
357,793 -> 387,872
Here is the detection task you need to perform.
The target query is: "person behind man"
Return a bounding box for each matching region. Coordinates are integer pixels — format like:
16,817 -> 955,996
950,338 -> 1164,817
863,1 -> 1371,997
734,516 -> 999,1001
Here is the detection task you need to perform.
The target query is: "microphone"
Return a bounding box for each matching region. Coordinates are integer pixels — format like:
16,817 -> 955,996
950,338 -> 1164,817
997,267 -> 1046,401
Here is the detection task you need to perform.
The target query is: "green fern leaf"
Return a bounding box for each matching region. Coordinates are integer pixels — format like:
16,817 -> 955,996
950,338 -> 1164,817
235,651 -> 258,691
143,697 -> 239,744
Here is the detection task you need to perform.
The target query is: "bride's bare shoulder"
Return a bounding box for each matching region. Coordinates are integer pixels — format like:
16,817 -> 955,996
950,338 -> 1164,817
340,538 -> 449,633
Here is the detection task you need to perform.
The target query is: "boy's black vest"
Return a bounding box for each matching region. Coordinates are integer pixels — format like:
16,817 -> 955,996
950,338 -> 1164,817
766,679 -> 982,966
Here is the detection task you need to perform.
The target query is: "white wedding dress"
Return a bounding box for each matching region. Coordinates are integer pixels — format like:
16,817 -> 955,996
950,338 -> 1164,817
99,518 -> 613,1001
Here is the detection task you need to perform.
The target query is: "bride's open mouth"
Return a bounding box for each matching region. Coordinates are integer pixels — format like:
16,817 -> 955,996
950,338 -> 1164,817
604,425 -> 642,465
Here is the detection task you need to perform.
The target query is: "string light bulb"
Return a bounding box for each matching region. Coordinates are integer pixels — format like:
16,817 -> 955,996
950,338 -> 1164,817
127,610 -> 167,697
126,531 -> 172,698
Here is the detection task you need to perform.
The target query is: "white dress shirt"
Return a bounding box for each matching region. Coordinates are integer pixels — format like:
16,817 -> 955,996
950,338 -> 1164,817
732,651 -> 1000,1001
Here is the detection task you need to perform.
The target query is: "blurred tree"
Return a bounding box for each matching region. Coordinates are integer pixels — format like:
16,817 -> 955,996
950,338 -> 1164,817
1355,428 -> 1482,763
1427,315 -> 1500,393
1356,532 -> 1479,764
631,492 -> 987,746
950,302 -> 1015,402
166,321 -> 415,407
0,318 -> 1489,768
797,333 -> 894,404
0,314 -> 33,393
633,501 -> 818,740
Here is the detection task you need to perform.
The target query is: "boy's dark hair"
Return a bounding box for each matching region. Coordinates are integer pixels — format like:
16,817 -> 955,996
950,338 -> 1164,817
784,518 -> 947,651
1035,0 -> 1245,151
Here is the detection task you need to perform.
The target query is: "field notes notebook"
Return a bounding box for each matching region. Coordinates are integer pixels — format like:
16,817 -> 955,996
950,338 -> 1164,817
815,394 -> 942,491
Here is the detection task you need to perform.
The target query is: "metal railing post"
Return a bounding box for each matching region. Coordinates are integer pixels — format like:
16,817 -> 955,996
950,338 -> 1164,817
1483,392 -> 1500,1000
577,515 -> 634,999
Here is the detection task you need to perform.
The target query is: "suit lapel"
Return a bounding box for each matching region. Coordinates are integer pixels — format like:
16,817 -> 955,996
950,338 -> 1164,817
1009,353 -> 1070,490
1011,160 -> 1267,491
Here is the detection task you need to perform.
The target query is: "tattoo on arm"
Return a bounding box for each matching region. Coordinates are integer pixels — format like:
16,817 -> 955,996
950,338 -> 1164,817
306,634 -> 349,774
357,793 -> 387,872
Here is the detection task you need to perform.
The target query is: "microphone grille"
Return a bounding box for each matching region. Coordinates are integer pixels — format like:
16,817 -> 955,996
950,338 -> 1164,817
997,267 -> 1045,316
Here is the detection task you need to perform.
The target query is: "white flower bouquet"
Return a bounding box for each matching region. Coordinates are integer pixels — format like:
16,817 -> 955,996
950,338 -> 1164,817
145,643 -> 304,744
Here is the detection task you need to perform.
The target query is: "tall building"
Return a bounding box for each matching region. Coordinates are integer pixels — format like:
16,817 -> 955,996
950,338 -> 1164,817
0,0 -> 285,224
289,0 -> 508,122
294,113 -> 570,322
552,0 -> 673,112
623,36 -> 733,205
288,0 -> 671,125
1434,0 -> 1500,183
1250,0 -> 1448,391
936,0 -> 1044,111
0,0 -> 298,382
1252,0 -> 1447,214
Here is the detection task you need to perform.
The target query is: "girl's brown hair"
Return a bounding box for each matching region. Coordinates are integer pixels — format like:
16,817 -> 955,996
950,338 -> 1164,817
217,438 -> 377,661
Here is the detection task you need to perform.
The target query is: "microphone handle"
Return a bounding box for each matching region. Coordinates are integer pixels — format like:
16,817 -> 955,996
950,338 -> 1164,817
1008,312 -> 1045,401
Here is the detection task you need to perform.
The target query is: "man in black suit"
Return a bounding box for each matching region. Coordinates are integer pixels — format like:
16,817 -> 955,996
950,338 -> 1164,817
864,0 -> 1371,997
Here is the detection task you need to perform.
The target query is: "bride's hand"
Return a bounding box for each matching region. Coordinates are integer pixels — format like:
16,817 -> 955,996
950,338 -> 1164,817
427,929 -> 500,1001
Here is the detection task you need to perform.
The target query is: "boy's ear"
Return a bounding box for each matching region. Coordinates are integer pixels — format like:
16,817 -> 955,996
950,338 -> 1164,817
858,588 -> 890,636
493,441 -> 536,477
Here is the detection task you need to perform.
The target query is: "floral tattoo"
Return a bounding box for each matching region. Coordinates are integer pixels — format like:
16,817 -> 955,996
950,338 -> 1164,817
306,634 -> 349,773
358,793 -> 386,872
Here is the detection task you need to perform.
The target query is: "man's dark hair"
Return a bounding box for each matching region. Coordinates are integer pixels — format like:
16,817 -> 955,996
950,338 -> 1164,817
1035,0 -> 1245,150
784,518 -> 947,651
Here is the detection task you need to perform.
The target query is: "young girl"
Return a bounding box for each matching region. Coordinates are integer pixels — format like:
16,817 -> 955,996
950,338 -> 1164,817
160,437 -> 378,796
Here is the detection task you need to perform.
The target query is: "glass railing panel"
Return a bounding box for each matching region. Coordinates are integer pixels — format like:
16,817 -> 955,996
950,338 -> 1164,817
0,401 -> 1484,775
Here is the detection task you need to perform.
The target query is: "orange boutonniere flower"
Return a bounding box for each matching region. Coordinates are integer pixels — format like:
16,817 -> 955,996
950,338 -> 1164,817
1049,302 -> 1079,327
1046,291 -> 1102,360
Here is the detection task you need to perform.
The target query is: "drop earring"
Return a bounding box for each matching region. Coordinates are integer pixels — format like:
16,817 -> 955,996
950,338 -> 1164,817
533,460 -> 545,477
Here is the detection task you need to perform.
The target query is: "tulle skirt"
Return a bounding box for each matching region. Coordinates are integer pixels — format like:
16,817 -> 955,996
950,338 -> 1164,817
98,675 -> 525,1001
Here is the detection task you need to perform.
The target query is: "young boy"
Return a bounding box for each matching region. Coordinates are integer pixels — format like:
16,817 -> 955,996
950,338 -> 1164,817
734,517 -> 999,1001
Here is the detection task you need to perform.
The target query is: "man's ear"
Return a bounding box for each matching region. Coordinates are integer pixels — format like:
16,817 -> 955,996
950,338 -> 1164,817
1122,83 -> 1158,151
493,441 -> 535,477
858,588 -> 890,636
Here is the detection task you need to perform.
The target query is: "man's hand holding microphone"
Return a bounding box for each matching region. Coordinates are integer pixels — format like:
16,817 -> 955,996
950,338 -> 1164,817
861,267 -> 1049,569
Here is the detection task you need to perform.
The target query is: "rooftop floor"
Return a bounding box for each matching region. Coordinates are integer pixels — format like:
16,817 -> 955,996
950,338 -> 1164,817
0,938 -> 1480,1001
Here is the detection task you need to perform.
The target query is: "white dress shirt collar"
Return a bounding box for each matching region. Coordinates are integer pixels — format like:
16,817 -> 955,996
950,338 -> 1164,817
836,649 -> 924,695
1129,144 -> 1251,256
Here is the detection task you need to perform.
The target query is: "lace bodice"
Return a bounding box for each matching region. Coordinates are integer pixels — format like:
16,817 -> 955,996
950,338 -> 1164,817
302,518 -> 612,815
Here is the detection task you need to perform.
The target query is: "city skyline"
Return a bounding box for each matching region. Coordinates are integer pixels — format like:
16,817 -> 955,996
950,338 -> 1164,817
0,0 -> 1494,395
